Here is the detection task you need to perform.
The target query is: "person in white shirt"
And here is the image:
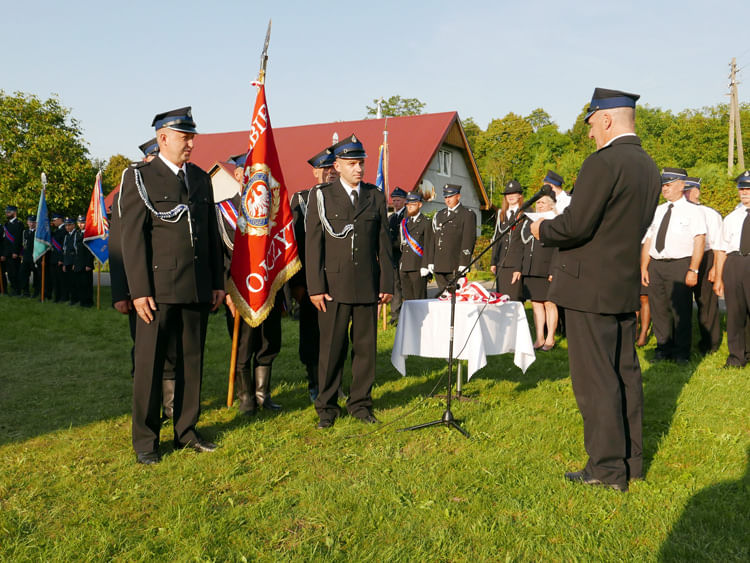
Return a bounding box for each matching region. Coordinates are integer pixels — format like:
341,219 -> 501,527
641,167 -> 706,363
682,177 -> 723,355
543,170 -> 571,214
712,170 -> 750,368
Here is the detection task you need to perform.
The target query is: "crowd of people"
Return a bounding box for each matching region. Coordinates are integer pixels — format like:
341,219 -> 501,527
3,91 -> 749,491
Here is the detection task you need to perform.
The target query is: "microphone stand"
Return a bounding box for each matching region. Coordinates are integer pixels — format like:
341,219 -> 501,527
400,207 -> 533,437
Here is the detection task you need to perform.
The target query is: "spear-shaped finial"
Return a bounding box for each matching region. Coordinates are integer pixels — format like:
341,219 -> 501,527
258,19 -> 272,84
41,172 -> 47,188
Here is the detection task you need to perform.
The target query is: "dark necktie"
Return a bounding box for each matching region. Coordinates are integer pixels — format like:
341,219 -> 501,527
177,169 -> 186,191
740,208 -> 750,255
654,203 -> 673,253
351,190 -> 358,208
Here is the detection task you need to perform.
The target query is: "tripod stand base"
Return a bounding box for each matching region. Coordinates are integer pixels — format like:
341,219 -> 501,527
399,407 -> 470,438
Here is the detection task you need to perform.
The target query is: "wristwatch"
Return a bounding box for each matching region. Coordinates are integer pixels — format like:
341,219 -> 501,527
688,268 -> 699,274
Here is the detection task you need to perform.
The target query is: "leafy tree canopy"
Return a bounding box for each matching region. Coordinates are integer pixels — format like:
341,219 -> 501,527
366,95 -> 426,118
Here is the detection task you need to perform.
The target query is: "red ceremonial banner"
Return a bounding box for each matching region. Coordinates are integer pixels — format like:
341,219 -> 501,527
228,82 -> 300,327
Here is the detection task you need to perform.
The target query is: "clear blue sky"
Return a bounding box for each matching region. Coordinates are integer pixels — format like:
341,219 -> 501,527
3,0 -> 750,162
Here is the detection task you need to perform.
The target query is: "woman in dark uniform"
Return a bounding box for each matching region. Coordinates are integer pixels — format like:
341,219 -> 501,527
490,180 -> 524,301
517,193 -> 559,350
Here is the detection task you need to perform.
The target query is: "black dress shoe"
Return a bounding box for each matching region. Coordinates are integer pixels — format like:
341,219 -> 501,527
136,450 -> 161,465
357,413 -> 379,424
175,438 -> 218,453
317,418 -> 335,429
565,470 -> 628,492
653,350 -> 670,362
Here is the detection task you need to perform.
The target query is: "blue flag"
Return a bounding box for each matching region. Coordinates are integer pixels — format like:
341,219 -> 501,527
375,144 -> 385,192
33,187 -> 52,263
82,171 -> 109,264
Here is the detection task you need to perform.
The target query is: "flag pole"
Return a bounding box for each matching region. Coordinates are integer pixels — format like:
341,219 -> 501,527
96,261 -> 101,309
227,311 -> 240,407
382,116 -> 390,331
40,255 -> 46,302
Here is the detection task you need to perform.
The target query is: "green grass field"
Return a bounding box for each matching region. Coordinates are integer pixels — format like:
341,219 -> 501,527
1,289 -> 748,562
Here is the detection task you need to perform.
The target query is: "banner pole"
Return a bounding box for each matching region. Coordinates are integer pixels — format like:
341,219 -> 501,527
227,311 -> 241,407
96,261 -> 101,309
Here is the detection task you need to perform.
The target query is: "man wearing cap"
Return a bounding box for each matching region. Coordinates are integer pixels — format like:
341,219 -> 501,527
682,177 -> 723,355
542,170 -> 570,214
74,215 -> 94,307
427,184 -> 477,295
2,205 -> 24,295
641,168 -> 706,363
49,213 -> 66,301
387,187 -> 407,325
61,217 -> 79,304
20,214 -> 40,297
119,107 -> 225,464
305,134 -> 393,428
399,192 -> 432,300
713,171 -> 750,367
109,141 -> 177,417
289,148 -> 339,401
531,87 -> 661,492
491,180 -> 524,301
219,153 -> 284,414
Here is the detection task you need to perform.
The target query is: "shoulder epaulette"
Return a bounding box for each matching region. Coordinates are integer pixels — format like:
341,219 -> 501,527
130,161 -> 147,168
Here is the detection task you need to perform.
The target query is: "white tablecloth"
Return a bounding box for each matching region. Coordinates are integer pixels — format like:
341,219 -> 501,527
391,299 -> 535,379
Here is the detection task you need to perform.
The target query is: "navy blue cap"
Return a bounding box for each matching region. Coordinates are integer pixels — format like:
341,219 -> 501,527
584,88 -> 640,123
502,180 -> 523,195
331,134 -> 367,159
5,205 -> 18,213
736,170 -> 750,188
391,187 -> 407,199
443,184 -> 462,196
543,170 -> 563,187
63,217 -> 75,225
406,192 -> 423,203
51,213 -> 63,220
152,106 -> 197,133
77,215 -> 86,223
682,177 -> 701,190
139,137 -> 159,157
228,153 -> 247,168
661,167 -> 687,185
27,214 -> 37,222
307,148 -> 336,168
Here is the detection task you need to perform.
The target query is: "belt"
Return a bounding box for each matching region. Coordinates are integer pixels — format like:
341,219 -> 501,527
652,256 -> 690,263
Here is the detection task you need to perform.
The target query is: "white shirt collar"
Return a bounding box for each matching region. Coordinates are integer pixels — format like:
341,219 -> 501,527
447,203 -> 460,212
601,132 -> 637,149
158,153 -> 187,177
339,177 -> 360,196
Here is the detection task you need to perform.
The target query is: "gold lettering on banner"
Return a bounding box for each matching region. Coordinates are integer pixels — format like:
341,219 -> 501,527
244,219 -> 295,294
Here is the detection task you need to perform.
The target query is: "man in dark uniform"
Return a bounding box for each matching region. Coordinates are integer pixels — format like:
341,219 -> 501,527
399,191 -> 432,300
713,171 -> 750,367
50,213 -> 66,302
20,214 -> 40,297
387,187 -> 407,325
682,177 -> 723,355
531,88 -> 661,492
427,184 -> 477,295
74,215 -> 95,307
217,153 -> 283,415
641,168 -> 706,363
289,147 -> 339,401
109,139 -> 176,417
2,205 -> 24,295
491,180 -> 523,300
61,217 -> 78,304
119,107 -> 225,464
305,134 -> 393,428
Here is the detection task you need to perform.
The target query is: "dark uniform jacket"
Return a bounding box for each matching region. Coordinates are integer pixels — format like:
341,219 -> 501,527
491,209 -> 523,271
305,180 -> 393,303
108,201 -> 130,303
289,187 -> 316,290
539,135 -> 660,313
51,226 -> 66,265
215,193 -> 240,282
399,213 -> 432,272
73,232 -> 94,271
427,203 -> 477,273
388,207 -> 406,264
118,157 -> 224,304
22,228 -> 35,263
519,219 -> 556,277
62,229 -> 78,267
2,218 -> 23,257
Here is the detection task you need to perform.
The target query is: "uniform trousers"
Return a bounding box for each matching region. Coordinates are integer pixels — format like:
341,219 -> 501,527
400,270 -> 427,301
434,272 -> 456,295
497,268 -> 523,301
566,310 -> 643,486
127,309 -> 177,380
315,301 -> 377,421
297,294 -> 320,368
76,269 -> 94,307
647,257 -> 693,360
390,263 -> 402,322
19,260 -> 41,296
4,257 -> 21,294
132,302 -> 209,453
52,263 -> 65,301
723,253 -> 750,367
693,251 -> 721,354
224,303 -> 281,371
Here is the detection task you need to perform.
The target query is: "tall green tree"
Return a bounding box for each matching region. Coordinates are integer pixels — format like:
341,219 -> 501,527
0,91 -> 94,217
101,154 -> 132,194
365,95 -> 426,117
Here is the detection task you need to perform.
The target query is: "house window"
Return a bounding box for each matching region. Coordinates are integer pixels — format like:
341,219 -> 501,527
437,149 -> 452,176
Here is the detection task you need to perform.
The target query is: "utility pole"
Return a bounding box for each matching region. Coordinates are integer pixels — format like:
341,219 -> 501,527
728,57 -> 745,174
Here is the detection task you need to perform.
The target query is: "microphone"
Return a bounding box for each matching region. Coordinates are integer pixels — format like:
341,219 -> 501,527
519,184 -> 553,213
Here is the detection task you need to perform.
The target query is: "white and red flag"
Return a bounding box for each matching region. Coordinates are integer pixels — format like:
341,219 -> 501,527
228,81 -> 300,326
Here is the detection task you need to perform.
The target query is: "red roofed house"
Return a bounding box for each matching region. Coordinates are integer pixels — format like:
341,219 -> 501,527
190,111 -> 489,230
